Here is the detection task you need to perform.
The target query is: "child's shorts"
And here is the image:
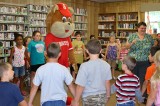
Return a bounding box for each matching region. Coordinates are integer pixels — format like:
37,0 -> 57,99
82,93 -> 106,106
107,59 -> 116,69
13,66 -> 25,77
30,64 -> 44,72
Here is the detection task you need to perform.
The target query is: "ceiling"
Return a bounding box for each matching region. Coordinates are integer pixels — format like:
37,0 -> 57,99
89,0 -> 127,3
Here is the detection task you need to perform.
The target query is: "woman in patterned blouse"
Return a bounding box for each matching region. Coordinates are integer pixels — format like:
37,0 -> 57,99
126,22 -> 154,87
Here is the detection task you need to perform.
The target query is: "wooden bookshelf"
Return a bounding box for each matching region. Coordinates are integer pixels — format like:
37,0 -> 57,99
98,12 -> 139,46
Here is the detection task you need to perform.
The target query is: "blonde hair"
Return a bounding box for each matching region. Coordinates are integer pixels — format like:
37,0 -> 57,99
151,50 -> 160,89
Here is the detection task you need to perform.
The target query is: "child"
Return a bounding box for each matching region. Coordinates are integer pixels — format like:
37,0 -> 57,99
9,33 -> 26,96
72,39 -> 112,106
118,43 -> 128,71
28,42 -> 75,106
141,47 -> 159,97
72,31 -> 86,70
146,51 -> 160,106
111,56 -> 144,105
27,31 -> 46,87
24,36 -> 32,69
105,36 -> 120,79
0,63 -> 27,106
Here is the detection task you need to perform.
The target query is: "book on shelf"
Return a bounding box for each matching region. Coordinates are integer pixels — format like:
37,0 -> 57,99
74,8 -> 87,15
118,14 -> 138,21
28,4 -> 50,13
0,6 -> 27,15
74,16 -> 87,22
99,31 -> 115,37
98,15 -> 115,21
98,24 -> 114,29
117,31 -> 135,38
118,23 -> 137,29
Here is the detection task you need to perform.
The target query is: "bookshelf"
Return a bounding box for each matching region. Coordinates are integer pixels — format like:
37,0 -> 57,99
98,13 -> 116,49
72,7 -> 88,44
98,12 -> 139,45
117,12 -> 138,43
0,3 -> 28,62
27,4 -> 50,37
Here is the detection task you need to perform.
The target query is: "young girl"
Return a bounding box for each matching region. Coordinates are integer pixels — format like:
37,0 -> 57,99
9,33 -> 26,96
146,51 -> 160,106
71,32 -> 86,80
27,31 -> 46,87
105,36 -> 120,79
118,43 -> 128,71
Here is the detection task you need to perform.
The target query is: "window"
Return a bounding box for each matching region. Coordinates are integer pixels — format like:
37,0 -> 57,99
145,11 -> 160,34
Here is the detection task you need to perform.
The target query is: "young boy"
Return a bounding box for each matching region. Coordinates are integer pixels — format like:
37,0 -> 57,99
111,56 -> 144,105
0,63 -> 27,106
141,47 -> 160,99
72,39 -> 112,106
28,42 -> 75,106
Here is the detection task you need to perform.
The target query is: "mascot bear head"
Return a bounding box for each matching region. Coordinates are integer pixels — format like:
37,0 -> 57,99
46,3 -> 74,38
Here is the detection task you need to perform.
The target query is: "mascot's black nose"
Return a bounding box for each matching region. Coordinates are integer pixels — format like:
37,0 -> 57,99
68,23 -> 70,25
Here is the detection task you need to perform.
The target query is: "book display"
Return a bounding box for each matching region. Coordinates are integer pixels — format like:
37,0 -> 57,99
0,3 -> 28,62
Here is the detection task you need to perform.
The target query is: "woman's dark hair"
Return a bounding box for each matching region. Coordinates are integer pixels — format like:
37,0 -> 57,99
90,35 -> 95,39
136,22 -> 147,28
32,30 -> 41,37
14,33 -> 23,41
74,31 -> 81,37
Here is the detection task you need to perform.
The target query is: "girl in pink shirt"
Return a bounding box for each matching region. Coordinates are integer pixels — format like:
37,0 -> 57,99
146,51 -> 160,106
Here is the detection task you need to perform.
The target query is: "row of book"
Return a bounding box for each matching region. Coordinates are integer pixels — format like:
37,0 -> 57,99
0,6 -> 27,14
29,28 -> 46,36
0,41 -> 11,48
75,24 -> 87,30
28,4 -> 50,12
118,14 -> 138,21
98,15 -> 115,21
0,15 -> 27,23
99,39 -> 109,45
118,23 -> 137,29
117,31 -> 135,37
74,8 -> 87,15
30,13 -> 47,20
0,24 -> 28,31
99,31 -> 115,37
30,20 -> 46,26
0,33 -> 14,40
98,24 -> 115,29
74,16 -> 87,22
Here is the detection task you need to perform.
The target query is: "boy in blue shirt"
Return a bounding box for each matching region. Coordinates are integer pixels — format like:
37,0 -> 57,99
72,39 -> 112,106
0,63 -> 27,106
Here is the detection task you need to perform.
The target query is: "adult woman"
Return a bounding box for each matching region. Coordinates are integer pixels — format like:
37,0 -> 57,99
126,22 -> 154,86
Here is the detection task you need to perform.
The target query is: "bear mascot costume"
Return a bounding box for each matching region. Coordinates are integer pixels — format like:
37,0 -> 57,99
45,2 -> 77,70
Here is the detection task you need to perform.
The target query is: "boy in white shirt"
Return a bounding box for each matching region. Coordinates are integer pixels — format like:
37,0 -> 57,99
28,42 -> 75,106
